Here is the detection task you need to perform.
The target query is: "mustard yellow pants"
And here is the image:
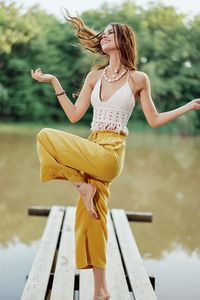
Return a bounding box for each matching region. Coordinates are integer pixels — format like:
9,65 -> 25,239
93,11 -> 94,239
36,128 -> 126,270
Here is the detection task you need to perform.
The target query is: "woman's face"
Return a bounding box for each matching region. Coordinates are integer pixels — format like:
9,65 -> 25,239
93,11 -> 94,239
100,24 -> 117,53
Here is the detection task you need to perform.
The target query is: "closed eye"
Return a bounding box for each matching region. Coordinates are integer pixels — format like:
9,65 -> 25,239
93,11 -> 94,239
106,30 -> 114,35
102,29 -> 114,38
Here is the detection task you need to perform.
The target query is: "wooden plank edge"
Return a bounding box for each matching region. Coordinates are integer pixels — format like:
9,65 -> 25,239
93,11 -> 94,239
28,205 -> 152,222
126,211 -> 153,222
21,206 -> 65,300
111,209 -> 157,300
50,206 -> 76,300
28,205 -> 65,216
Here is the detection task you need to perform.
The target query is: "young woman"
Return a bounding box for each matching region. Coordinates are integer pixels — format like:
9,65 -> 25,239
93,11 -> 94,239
31,13 -> 200,300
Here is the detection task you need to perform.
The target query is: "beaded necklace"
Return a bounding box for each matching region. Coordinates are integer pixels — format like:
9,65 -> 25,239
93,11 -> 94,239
103,65 -> 127,82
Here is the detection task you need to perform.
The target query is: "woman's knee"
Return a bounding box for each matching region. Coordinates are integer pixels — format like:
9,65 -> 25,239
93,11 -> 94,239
36,127 -> 53,141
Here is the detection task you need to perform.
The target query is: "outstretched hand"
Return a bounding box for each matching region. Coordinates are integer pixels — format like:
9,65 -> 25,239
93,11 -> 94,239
31,68 -> 55,83
191,99 -> 200,110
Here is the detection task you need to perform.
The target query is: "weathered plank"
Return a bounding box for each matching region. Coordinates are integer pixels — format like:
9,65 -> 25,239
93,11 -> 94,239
106,212 -> 132,299
50,206 -> 76,300
23,205 -> 156,300
21,206 -> 64,300
79,212 -> 132,300
111,209 -> 157,300
28,206 -> 153,222
79,268 -> 94,300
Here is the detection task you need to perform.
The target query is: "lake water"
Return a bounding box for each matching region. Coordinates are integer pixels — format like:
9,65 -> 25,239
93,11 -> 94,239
0,125 -> 200,300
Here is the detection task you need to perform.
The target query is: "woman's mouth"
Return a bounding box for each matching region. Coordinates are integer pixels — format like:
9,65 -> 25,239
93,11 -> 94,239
101,39 -> 110,45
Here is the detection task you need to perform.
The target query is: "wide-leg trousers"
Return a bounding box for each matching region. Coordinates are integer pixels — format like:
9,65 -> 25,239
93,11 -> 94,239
36,128 -> 126,269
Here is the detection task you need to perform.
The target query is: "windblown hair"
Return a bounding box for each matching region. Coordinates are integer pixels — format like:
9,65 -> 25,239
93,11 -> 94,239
63,10 -> 137,70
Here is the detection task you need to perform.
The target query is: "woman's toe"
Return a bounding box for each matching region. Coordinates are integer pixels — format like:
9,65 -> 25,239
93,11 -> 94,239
90,208 -> 99,219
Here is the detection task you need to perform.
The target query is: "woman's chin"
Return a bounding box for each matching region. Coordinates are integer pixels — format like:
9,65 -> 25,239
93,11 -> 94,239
101,46 -> 115,54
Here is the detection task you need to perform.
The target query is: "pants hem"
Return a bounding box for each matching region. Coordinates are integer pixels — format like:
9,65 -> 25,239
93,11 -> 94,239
76,263 -> 106,270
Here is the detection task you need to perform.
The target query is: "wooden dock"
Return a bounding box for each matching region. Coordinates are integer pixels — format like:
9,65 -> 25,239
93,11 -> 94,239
21,205 -> 157,300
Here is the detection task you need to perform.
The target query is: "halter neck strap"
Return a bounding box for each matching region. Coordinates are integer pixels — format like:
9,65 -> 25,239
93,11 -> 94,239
100,69 -> 105,79
126,69 -> 130,81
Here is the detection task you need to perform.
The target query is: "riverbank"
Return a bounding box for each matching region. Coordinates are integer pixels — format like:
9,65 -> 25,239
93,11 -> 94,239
0,119 -> 198,136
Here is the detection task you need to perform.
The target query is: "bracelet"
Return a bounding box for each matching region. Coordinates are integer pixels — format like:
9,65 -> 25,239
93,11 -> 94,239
55,90 -> 65,96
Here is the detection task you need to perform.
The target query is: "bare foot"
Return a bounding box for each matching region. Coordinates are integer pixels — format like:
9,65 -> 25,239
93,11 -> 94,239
95,287 -> 110,300
76,182 -> 98,219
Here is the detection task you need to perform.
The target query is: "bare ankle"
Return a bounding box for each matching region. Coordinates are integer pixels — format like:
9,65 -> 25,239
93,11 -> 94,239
72,181 -> 83,189
75,181 -> 94,192
94,287 -> 110,300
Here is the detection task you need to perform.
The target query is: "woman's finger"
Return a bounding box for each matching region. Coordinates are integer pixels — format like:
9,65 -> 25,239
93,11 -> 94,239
34,71 -> 42,78
31,69 -> 43,82
32,72 -> 40,81
35,75 -> 41,81
31,70 -> 37,76
34,72 -> 39,77
31,70 -> 37,79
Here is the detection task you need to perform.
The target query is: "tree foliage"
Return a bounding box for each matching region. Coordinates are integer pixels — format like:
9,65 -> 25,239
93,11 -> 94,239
0,0 -> 200,133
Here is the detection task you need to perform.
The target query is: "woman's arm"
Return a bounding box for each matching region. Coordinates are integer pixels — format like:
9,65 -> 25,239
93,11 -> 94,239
51,72 -> 95,123
139,73 -> 200,128
31,68 -> 96,123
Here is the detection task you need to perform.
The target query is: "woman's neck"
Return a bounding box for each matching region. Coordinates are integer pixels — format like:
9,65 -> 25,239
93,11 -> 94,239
108,53 -> 122,69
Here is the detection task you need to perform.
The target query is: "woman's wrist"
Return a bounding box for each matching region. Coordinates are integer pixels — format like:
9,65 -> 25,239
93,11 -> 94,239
51,76 -> 58,85
50,76 -> 66,97
187,100 -> 195,111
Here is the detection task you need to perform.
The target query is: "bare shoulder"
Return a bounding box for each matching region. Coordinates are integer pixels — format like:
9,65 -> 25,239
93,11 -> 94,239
130,70 -> 149,85
85,69 -> 103,88
129,70 -> 150,97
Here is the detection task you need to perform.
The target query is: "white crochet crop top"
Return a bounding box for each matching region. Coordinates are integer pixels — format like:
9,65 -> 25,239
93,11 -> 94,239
90,70 -> 135,135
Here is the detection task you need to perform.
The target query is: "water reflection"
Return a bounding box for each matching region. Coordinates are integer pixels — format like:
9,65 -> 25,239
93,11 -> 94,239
144,247 -> 200,300
0,126 -> 200,299
111,133 -> 200,258
0,128 -> 200,253
0,240 -> 40,300
0,129 -> 79,247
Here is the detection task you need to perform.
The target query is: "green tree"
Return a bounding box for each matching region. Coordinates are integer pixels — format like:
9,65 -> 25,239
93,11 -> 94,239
0,1 -> 199,133
0,1 -> 40,53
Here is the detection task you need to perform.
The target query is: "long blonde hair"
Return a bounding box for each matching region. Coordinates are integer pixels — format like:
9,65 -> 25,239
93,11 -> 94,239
63,10 -> 137,70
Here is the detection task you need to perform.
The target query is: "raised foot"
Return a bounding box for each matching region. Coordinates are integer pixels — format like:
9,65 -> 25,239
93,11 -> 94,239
78,182 -> 98,219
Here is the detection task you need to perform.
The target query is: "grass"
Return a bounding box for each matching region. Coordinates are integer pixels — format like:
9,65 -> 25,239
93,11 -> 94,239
0,121 -> 89,136
0,120 -> 198,136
